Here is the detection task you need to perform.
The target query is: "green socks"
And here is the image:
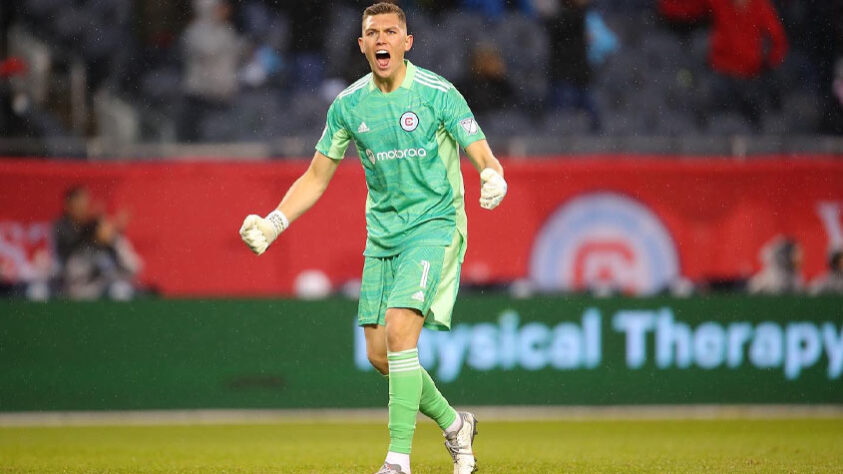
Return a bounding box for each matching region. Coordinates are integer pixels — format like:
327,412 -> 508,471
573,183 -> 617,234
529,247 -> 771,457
385,349 -> 458,454
419,367 -> 458,431
387,348 -> 423,454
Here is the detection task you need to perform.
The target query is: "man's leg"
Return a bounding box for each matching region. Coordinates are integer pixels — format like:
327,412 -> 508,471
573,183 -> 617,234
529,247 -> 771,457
379,327 -> 474,474
423,234 -> 478,474
419,369 -> 459,430
383,307 -> 425,472
364,324 -> 459,431
364,239 -> 474,473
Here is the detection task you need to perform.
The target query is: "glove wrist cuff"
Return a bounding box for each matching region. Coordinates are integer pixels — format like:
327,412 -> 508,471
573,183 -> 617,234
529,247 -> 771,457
265,209 -> 289,239
481,167 -> 501,179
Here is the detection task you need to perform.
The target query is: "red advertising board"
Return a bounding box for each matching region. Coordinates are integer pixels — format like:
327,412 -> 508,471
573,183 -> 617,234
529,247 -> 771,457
1,157 -> 841,296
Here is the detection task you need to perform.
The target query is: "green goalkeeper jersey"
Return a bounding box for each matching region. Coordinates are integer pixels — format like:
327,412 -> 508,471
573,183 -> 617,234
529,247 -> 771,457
316,60 -> 485,258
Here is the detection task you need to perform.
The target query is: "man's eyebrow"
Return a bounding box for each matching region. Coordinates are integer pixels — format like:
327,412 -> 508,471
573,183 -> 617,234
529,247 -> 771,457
364,25 -> 401,32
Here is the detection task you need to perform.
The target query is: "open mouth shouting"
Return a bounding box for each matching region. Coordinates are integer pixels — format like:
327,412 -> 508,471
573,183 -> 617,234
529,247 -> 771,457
375,49 -> 391,70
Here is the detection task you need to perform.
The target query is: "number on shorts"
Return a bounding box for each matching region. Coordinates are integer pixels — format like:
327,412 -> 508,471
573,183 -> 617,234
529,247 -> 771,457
420,260 -> 430,289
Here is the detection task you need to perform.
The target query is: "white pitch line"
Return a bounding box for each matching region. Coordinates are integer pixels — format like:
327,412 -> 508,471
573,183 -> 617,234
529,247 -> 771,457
1,405 -> 842,427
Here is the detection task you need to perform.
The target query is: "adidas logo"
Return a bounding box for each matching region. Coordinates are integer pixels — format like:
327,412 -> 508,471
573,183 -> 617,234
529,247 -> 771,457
411,291 -> 425,302
358,122 -> 370,133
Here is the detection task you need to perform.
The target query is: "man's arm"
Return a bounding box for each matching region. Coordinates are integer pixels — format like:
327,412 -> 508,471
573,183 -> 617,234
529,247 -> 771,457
464,139 -> 504,177
464,139 -> 507,210
239,151 -> 340,255
276,151 -> 341,223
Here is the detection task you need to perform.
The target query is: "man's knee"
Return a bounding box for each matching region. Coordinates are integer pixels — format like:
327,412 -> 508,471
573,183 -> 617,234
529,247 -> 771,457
385,307 -> 424,351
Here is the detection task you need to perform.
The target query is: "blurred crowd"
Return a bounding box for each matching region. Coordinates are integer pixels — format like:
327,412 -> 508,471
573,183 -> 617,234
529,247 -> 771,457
0,0 -> 842,147
1,184 -> 841,300
748,236 -> 843,296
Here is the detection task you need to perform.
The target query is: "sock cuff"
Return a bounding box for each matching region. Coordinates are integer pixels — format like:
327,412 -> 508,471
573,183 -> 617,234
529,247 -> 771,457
387,348 -> 418,361
388,348 -> 420,374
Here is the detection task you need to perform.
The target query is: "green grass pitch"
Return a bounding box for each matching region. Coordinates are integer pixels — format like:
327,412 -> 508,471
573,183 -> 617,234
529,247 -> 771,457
1,418 -> 841,473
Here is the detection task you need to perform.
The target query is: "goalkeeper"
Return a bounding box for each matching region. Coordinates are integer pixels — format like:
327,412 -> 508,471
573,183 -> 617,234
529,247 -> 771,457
239,3 -> 506,474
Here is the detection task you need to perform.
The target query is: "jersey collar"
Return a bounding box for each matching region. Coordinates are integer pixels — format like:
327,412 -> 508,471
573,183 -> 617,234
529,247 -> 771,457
401,60 -> 416,89
368,60 -> 416,92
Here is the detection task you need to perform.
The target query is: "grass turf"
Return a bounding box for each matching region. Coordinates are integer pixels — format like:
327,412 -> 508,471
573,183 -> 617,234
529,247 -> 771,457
1,418 -> 841,473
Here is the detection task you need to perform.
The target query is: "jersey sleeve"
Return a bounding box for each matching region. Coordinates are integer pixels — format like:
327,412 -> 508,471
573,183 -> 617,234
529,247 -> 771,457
315,100 -> 351,160
440,86 -> 486,149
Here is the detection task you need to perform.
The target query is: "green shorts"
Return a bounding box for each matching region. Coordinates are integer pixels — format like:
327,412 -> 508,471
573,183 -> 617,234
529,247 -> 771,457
358,232 -> 464,331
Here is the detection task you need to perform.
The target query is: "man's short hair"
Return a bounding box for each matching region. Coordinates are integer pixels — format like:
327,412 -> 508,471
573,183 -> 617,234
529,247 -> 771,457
362,2 -> 406,28
64,185 -> 87,203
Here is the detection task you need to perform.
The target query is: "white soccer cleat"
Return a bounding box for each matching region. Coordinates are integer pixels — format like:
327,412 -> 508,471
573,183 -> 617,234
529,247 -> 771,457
444,411 -> 478,473
375,462 -> 407,474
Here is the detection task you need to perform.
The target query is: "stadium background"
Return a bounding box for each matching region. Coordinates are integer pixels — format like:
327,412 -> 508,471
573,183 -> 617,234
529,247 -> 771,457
1,0 -> 842,413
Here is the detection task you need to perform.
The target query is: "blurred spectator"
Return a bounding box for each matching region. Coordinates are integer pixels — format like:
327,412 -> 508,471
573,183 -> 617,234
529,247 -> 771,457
238,1 -> 286,89
824,57 -> 843,134
53,186 -> 95,268
78,0 -> 134,92
542,0 -> 601,131
0,56 -> 27,78
411,0 -> 461,16
705,0 -> 788,129
458,44 -> 515,116
53,186 -> 142,300
747,236 -> 804,294
1,0 -> 15,58
282,0 -> 328,91
1,42 -> 68,140
63,217 -> 141,300
810,249 -> 843,295
240,44 -> 284,89
179,0 -> 242,141
460,0 -> 534,20
134,0 -> 192,72
0,56 -> 28,136
585,10 -> 618,66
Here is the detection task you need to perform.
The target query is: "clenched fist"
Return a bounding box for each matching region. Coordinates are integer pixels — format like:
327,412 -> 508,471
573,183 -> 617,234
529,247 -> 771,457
239,210 -> 289,255
479,168 -> 507,210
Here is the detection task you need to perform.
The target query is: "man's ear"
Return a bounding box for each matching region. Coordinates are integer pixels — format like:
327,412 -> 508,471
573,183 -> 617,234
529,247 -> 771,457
404,34 -> 414,52
358,37 -> 365,54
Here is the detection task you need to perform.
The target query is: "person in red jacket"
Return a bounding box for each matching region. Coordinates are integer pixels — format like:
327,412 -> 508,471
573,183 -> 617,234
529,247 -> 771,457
659,0 -> 788,129
706,0 -> 788,128
659,0 -> 787,77
707,0 -> 787,79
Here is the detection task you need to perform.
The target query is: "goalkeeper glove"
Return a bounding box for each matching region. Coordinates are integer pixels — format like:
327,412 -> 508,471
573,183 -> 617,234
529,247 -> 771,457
239,209 -> 289,255
479,168 -> 507,210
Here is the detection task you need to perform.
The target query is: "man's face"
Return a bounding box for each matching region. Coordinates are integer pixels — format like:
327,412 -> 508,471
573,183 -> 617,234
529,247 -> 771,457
358,13 -> 413,80
66,190 -> 90,222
